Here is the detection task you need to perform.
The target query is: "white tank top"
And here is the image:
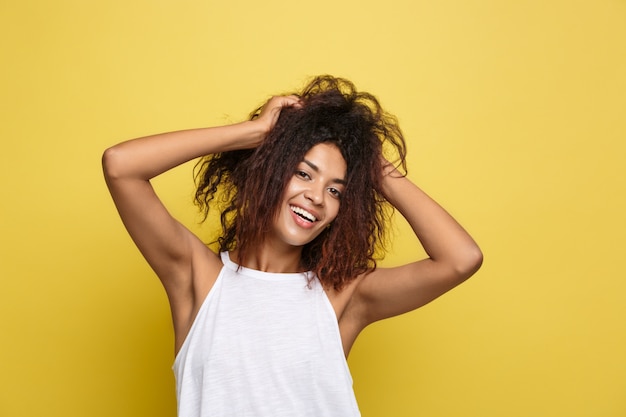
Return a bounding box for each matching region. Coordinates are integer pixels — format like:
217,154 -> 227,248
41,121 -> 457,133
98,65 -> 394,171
173,252 -> 361,417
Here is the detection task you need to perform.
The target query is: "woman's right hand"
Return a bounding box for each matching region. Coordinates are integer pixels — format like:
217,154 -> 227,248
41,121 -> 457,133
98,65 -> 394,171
252,95 -> 302,139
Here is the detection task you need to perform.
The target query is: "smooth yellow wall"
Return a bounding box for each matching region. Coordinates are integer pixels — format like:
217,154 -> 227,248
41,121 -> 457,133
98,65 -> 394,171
1,1 -> 625,416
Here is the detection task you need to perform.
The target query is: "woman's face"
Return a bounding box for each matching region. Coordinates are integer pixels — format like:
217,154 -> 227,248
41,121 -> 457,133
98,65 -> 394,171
271,142 -> 347,248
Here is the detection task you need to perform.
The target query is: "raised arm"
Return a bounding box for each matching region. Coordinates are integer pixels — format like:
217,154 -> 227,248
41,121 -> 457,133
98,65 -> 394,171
102,96 -> 300,343
352,164 -> 483,325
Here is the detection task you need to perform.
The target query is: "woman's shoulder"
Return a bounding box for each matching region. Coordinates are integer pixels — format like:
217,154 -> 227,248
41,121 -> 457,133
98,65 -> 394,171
190,244 -> 223,293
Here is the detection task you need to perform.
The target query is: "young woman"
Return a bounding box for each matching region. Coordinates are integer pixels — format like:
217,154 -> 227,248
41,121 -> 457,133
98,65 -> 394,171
102,75 -> 482,417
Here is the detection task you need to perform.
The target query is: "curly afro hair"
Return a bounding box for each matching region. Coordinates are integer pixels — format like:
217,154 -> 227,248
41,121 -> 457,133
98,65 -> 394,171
194,75 -> 407,290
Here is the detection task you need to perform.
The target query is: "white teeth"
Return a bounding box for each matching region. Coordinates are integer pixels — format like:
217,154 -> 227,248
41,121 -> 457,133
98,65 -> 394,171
290,205 -> 317,222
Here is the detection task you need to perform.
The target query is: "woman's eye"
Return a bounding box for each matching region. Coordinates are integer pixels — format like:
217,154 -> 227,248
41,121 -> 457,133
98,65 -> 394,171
296,170 -> 311,180
328,188 -> 342,199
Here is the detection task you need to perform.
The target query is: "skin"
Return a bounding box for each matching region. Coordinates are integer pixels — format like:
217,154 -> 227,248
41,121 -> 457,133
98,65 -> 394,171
102,95 -> 483,357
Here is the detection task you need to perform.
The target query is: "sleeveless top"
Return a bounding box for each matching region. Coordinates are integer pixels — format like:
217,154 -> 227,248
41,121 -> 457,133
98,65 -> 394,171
172,252 -> 361,417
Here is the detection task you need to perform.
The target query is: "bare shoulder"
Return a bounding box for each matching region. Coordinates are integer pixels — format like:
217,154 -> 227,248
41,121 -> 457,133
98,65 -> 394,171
190,240 -> 223,303
329,275 -> 370,355
171,239 -> 224,354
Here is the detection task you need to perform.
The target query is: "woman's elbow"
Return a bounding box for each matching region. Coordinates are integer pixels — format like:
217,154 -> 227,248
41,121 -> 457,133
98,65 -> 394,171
439,243 -> 483,285
455,245 -> 483,281
101,145 -> 125,181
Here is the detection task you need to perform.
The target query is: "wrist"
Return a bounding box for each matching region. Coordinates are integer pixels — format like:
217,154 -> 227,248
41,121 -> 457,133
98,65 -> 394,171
223,120 -> 268,151
381,166 -> 408,200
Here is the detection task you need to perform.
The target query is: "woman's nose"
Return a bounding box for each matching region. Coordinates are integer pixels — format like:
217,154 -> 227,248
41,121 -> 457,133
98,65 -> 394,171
304,185 -> 324,205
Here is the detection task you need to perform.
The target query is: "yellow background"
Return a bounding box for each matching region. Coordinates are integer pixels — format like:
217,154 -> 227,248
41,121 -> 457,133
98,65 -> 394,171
1,1 -> 625,416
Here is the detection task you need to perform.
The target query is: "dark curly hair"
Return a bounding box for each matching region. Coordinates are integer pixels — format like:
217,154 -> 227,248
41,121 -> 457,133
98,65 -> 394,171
194,75 -> 407,290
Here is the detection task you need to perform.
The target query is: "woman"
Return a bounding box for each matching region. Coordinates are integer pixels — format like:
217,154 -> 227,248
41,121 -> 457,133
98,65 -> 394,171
102,75 -> 482,416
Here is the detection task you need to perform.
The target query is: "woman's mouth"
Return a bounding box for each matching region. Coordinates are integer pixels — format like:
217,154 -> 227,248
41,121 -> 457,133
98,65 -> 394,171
290,205 -> 317,223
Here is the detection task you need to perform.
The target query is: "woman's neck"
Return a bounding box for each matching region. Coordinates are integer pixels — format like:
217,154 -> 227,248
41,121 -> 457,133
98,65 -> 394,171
232,243 -> 304,273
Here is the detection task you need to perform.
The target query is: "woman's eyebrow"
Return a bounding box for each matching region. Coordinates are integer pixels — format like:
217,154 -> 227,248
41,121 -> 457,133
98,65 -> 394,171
303,159 -> 347,185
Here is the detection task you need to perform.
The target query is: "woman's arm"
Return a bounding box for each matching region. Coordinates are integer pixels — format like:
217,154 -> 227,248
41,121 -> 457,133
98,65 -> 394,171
103,95 -> 300,182
351,164 -> 483,326
102,123 -> 264,278
102,96 -> 300,341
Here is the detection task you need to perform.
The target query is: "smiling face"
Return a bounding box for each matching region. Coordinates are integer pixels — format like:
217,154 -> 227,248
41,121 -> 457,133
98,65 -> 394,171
270,142 -> 347,249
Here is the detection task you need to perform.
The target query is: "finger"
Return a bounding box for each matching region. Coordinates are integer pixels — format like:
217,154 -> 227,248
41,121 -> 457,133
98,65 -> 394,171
276,95 -> 302,108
